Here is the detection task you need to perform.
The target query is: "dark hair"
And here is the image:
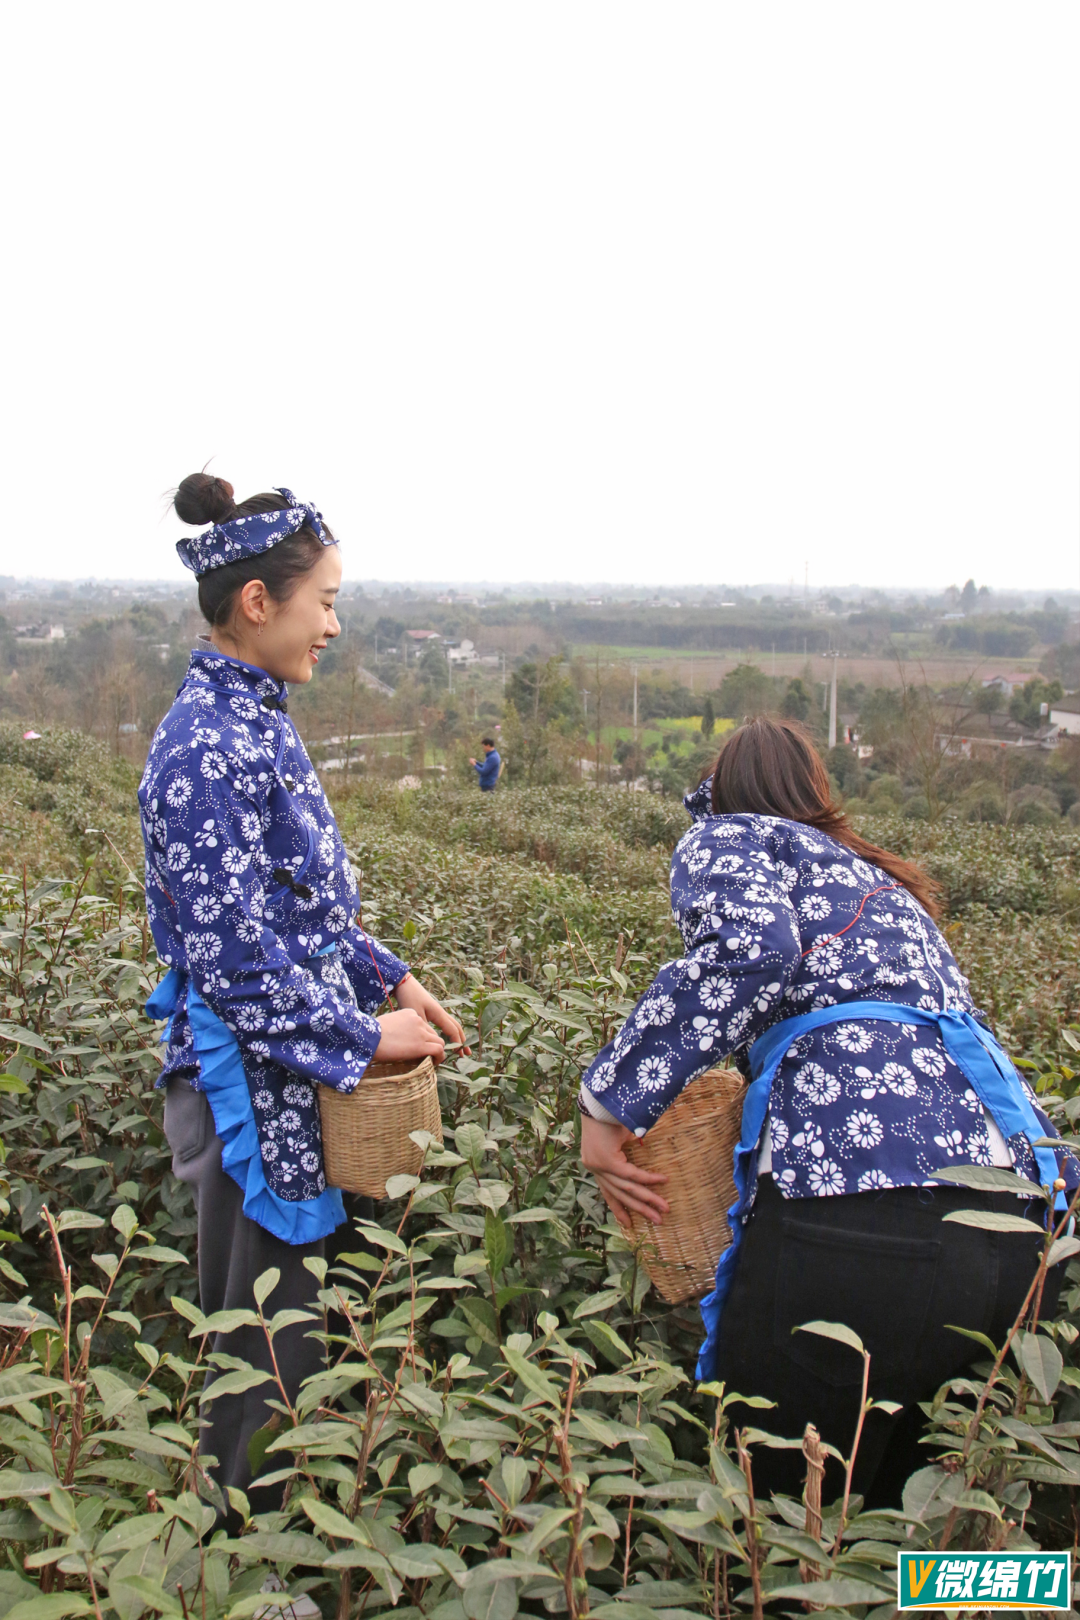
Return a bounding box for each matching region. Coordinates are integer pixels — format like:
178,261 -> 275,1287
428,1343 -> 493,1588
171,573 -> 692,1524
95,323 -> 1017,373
173,473 -> 334,630
481,736 -> 495,747
709,716 -> 941,918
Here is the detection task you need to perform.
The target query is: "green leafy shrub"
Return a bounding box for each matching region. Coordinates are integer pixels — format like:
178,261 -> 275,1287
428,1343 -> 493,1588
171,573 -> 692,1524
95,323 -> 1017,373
2,748 -> 1080,1617
0,725 -> 142,881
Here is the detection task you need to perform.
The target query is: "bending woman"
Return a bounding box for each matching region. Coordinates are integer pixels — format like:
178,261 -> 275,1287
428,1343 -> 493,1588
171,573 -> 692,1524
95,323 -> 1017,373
580,718 -> 1077,1506
140,474 -> 465,1506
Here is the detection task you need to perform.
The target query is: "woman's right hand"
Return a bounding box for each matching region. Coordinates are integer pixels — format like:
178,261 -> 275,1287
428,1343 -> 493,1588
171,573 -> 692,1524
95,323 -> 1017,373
373,1008 -> 446,1065
581,1115 -> 670,1227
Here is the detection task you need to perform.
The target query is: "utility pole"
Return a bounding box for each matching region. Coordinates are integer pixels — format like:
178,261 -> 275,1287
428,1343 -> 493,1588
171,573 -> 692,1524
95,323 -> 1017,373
447,648 -> 453,695
594,652 -> 602,786
501,652 -> 506,692
632,664 -> 638,732
828,652 -> 839,750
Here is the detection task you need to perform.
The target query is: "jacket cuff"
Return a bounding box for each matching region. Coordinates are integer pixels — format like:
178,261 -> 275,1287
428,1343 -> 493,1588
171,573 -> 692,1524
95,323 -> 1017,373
578,1085 -> 623,1125
334,1013 -> 383,1089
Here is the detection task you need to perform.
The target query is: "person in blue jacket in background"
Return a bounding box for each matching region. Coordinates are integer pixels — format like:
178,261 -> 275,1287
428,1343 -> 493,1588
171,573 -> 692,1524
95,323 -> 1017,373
140,472 -> 468,1510
579,717 -> 1077,1507
469,736 -> 501,791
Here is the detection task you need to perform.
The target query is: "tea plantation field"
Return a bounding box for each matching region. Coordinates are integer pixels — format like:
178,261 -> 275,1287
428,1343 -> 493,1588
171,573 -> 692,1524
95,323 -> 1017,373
1,733 -> 1079,1620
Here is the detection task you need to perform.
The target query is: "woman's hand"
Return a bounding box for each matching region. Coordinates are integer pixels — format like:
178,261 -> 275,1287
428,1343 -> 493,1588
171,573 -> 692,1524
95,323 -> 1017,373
580,1115 -> 670,1228
391,974 -> 471,1057
373,1008 -> 446,1065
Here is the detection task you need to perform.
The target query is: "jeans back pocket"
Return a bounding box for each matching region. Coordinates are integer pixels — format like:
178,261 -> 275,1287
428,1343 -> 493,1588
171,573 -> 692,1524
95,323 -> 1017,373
775,1216 -> 940,1390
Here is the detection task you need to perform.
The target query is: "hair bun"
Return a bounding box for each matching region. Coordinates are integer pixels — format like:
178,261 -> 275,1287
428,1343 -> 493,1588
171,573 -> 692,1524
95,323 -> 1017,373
174,473 -> 236,526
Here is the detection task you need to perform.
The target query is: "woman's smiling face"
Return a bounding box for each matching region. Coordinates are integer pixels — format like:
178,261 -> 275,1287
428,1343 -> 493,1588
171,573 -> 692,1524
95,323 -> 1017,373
213,545 -> 343,684
261,545 -> 343,684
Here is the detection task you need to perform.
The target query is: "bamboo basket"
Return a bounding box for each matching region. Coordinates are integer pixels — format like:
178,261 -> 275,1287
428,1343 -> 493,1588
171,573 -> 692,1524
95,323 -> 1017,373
319,1057 -> 443,1198
622,1067 -> 746,1305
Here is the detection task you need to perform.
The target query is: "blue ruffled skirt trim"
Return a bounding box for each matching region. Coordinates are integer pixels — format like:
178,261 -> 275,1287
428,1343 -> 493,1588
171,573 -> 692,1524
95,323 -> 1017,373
147,968 -> 346,1246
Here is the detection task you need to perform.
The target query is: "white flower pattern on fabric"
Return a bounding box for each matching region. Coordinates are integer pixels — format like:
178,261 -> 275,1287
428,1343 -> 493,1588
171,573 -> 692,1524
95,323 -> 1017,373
794,1063 -> 842,1107
139,647 -> 410,1206
834,1023 -> 873,1053
641,993 -> 677,1025
638,1055 -> 672,1092
166,777 -> 193,807
579,787 -> 1077,1204
699,976 -> 735,1011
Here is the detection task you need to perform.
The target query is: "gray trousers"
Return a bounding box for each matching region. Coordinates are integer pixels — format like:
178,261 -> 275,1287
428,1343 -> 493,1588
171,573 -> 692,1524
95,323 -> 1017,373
164,1077 -> 374,1509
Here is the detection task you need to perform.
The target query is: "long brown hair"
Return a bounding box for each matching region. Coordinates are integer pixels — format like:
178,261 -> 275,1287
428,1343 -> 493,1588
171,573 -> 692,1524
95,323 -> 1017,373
709,716 -> 941,919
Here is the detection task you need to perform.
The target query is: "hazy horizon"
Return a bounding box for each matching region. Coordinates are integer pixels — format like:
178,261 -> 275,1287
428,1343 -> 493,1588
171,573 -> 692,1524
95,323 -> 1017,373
3,575 -> 1077,602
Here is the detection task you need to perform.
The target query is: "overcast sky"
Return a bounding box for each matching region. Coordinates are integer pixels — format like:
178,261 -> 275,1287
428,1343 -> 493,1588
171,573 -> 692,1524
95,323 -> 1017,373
2,3 -> 1077,590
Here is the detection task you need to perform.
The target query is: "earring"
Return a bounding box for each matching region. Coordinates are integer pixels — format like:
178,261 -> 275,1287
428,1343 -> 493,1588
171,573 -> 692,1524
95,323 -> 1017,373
258,620 -> 264,637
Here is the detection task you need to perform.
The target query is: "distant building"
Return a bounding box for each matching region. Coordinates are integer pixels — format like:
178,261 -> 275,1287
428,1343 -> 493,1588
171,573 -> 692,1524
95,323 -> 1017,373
936,707 -> 1059,757
14,623 -> 65,640
1049,696 -> 1080,737
447,639 -> 478,667
979,671 -> 1039,696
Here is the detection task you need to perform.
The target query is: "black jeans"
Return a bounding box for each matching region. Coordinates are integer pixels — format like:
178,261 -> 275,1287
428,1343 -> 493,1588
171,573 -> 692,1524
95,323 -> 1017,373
714,1176 -> 1059,1508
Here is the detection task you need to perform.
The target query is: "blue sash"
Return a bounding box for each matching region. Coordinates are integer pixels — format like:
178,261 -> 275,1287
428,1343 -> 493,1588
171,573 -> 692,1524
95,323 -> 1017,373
695,999 -> 1065,1382
148,956 -> 347,1246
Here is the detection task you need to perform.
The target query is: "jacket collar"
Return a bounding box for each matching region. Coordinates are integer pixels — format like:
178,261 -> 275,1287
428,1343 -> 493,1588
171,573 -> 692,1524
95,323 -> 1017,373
186,639 -> 289,710
683,776 -> 714,821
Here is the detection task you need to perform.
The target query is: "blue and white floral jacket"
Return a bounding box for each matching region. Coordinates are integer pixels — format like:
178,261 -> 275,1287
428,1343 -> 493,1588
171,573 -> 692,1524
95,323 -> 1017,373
139,645 -> 409,1204
581,780 -> 1074,1199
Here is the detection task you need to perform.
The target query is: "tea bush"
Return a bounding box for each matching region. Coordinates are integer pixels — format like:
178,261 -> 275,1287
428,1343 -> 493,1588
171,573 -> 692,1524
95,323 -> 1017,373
0,727 -> 142,883
3,753 -> 1080,1620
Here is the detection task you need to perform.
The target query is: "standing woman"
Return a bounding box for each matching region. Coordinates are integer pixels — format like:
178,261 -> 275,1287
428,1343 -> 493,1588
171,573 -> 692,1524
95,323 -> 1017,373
141,474 -> 465,1505
580,718 -> 1077,1505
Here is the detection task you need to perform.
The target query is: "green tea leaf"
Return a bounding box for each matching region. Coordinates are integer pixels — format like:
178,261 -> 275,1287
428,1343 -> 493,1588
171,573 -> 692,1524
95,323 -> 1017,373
190,1309 -> 259,1336
794,1319 -> 865,1355
501,1346 -> 561,1405
484,1210 -> 511,1278
384,1173 -> 421,1199
5,1598 -> 93,1620
53,1210 -> 105,1233
459,1296 -> 499,1347
202,1368 -> 274,1402
253,1267 -> 280,1307
584,1319 -> 633,1366
941,1209 -> 1045,1234
1020,1331 -> 1064,1403
299,1496 -> 374,1545
932,1165 -> 1043,1196
408,1463 -> 443,1496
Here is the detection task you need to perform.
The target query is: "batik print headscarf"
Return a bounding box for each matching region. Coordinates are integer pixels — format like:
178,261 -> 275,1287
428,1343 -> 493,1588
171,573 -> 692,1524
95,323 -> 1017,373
176,489 -> 335,578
